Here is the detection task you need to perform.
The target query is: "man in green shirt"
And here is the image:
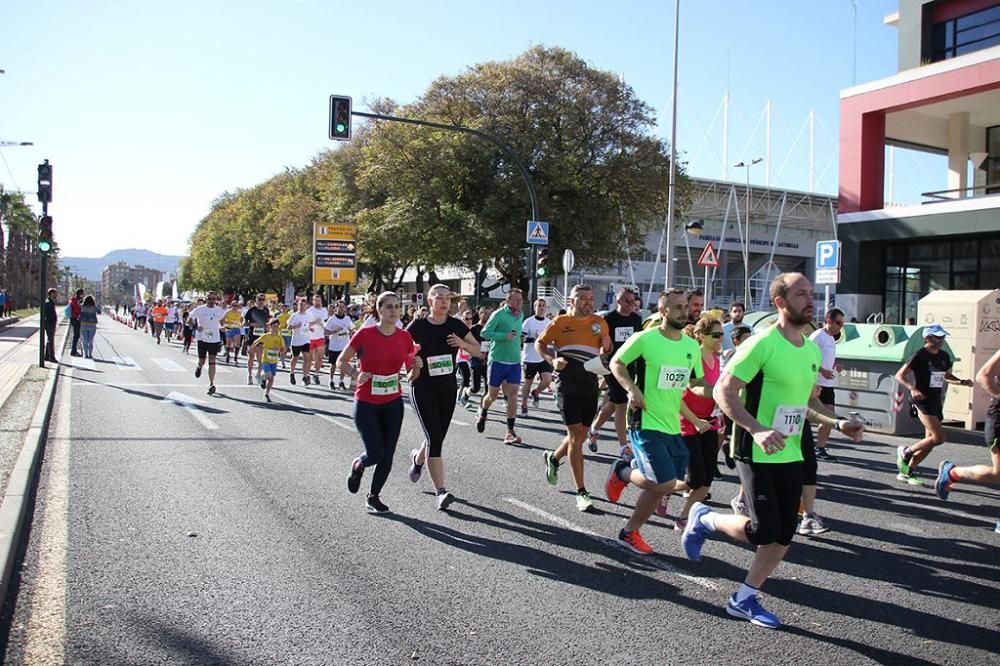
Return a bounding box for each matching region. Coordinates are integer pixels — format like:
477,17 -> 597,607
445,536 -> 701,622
476,289 -> 526,445
682,272 -> 864,629
605,288 -> 710,554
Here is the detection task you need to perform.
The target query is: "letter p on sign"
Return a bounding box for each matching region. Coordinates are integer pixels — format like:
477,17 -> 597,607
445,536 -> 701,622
816,240 -> 840,270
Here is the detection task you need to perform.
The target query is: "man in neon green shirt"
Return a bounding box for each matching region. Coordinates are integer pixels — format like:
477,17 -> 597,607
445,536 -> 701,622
681,272 -> 864,629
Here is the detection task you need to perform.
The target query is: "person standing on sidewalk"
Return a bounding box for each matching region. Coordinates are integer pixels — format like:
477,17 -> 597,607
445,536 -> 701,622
43,288 -> 58,362
69,288 -> 83,357
79,295 -> 99,359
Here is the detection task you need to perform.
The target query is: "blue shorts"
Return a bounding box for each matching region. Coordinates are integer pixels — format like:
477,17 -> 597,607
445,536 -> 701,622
261,363 -> 278,377
488,361 -> 522,388
226,329 -> 241,339
165,322 -> 175,331
628,429 -> 689,484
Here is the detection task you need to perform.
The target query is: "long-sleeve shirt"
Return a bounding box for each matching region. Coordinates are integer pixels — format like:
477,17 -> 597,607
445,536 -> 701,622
43,299 -> 58,327
480,305 -> 524,364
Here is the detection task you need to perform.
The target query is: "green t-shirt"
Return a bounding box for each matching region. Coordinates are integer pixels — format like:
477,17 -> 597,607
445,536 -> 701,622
726,325 -> 822,464
615,328 -> 701,435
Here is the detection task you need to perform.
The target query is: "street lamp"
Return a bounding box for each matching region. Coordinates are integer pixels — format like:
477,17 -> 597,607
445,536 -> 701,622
733,158 -> 762,309
0,141 -> 33,147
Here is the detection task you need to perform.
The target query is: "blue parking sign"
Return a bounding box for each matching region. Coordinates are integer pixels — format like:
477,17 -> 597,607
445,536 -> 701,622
816,240 -> 841,270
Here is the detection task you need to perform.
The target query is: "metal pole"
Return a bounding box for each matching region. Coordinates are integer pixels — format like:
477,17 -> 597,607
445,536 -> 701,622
351,110 -> 541,302
664,0 -> 681,291
744,170 -> 751,309
38,200 -> 48,368
824,284 -> 830,319
704,265 -> 710,304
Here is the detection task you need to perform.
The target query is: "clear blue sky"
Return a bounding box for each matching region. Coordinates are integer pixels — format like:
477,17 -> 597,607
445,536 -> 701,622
1,0 -> 927,259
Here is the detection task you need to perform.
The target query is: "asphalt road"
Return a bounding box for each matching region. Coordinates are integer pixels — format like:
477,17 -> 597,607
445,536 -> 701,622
2,318 -> 998,665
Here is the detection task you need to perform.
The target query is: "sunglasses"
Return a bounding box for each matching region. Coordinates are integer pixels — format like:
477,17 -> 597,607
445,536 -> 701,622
707,332 -> 724,338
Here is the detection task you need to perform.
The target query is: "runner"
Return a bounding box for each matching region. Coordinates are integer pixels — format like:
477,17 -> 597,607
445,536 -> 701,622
275,302 -> 292,369
165,301 -> 179,342
588,287 -> 643,453
520,298 -> 553,417
134,302 -> 147,332
475,291 -> 525,445
406,284 -> 481,509
286,299 -> 312,385
324,300 -> 353,390
536,284 -> 611,512
681,272 -> 864,629
894,323 -> 974,486
222,301 -> 243,365
467,307 -> 491,401
189,291 -> 226,396
243,293 -> 271,385
809,308 -> 845,461
249,319 -> 285,402
181,306 -> 194,354
150,299 -> 168,344
305,294 -> 328,385
340,292 -> 418,514
936,348 -> 1000,532
604,288 -> 704,551
685,288 -> 705,325
456,310 -> 475,405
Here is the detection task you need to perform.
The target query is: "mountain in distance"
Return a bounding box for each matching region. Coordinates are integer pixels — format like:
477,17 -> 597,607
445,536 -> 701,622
60,249 -> 183,282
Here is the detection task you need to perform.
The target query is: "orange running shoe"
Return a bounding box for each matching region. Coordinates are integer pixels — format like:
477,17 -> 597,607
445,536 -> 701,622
618,528 -> 653,555
605,460 -> 629,503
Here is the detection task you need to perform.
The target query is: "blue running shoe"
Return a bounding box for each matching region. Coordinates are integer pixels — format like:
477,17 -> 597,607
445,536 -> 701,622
726,594 -> 781,629
682,501 -> 712,562
935,460 -> 955,500
995,519 -> 1000,534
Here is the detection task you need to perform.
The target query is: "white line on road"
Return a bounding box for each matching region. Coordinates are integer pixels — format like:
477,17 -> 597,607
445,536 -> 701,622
68,356 -> 96,371
271,393 -> 353,430
503,497 -> 719,591
23,369 -> 71,662
71,383 -> 262,388
163,391 -> 219,431
112,356 -> 141,370
451,419 -> 469,426
151,357 -> 187,372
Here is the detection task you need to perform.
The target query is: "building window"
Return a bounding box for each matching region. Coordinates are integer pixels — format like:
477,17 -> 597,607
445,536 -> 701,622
930,4 -> 1000,61
988,126 -> 1000,193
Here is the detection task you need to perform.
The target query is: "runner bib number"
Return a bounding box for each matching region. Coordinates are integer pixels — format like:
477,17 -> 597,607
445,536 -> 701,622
264,349 -> 279,363
253,327 -> 265,336
614,326 -> 634,343
773,405 -> 807,437
929,371 -> 946,389
202,328 -> 220,343
426,354 -> 455,377
657,366 -> 691,390
370,373 -> 399,396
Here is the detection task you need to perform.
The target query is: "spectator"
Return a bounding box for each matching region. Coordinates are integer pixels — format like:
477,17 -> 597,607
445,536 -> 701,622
79,296 -> 99,358
43,288 -> 58,362
0,289 -> 6,318
69,288 -> 83,357
906,316 -> 916,325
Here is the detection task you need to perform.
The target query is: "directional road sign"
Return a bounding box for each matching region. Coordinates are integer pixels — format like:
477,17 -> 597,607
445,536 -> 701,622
313,222 -> 358,284
697,241 -> 720,268
526,221 -> 549,245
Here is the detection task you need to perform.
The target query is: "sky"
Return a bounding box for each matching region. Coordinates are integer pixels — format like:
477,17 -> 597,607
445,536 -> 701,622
0,0 -> 930,259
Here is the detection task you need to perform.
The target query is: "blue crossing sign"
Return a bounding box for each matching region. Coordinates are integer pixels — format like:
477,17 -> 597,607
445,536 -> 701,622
526,221 -> 549,245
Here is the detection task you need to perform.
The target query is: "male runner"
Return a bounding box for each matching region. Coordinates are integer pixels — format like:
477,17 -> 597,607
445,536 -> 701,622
476,290 -> 525,445
466,307 -> 492,400
190,291 -> 226,395
164,301 -> 179,342
686,288 -> 705,325
324,300 -> 353,390
520,298 -> 553,417
134,302 -> 147,332
249,319 -> 285,402
936,348 -> 1000,533
244,293 -> 271,385
222,301 -> 243,365
151,299 -> 168,344
682,273 -> 864,628
286,299 -> 312,385
894,323 -> 974,485
722,301 -> 746,353
588,287 -> 642,453
275,302 -> 292,368
604,288 -> 705,551
305,294 -> 328,385
809,308 -> 844,462
536,284 -> 611,512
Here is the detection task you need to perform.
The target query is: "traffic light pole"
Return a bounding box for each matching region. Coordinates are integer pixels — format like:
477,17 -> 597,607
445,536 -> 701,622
350,111 -> 542,302
38,200 -> 48,369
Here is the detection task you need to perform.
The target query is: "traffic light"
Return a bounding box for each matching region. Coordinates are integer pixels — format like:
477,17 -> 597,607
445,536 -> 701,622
329,95 -> 352,141
37,161 -> 52,204
537,247 -> 550,277
38,215 -> 53,253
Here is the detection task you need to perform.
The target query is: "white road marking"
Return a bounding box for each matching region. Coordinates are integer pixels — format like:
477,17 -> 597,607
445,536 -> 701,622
151,357 -> 187,372
451,419 -> 469,426
23,368 -> 71,662
68,356 -> 96,371
271,393 -> 353,430
71,383 -> 260,388
112,356 -> 141,370
503,497 -> 719,591
162,391 -> 219,430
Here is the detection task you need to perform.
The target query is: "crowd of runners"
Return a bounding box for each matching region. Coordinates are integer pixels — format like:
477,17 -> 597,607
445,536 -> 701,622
109,271 -> 999,630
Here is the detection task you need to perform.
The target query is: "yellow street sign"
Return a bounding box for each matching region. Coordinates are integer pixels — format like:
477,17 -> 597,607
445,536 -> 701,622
313,221 -> 357,285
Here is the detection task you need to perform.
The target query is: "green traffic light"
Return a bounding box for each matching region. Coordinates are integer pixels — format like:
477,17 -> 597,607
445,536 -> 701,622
336,123 -> 347,133
38,240 -> 52,253
537,267 -> 546,277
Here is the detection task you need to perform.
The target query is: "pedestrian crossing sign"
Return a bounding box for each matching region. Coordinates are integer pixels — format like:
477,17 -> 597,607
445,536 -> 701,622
526,221 -> 549,245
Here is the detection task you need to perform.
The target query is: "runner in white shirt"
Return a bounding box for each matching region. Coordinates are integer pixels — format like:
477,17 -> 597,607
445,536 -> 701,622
286,299 -> 313,385
134,303 -> 147,332
189,291 -> 227,395
324,300 -> 354,390
519,298 -> 553,416
165,303 -> 179,342
305,294 -> 328,386
808,308 -> 844,462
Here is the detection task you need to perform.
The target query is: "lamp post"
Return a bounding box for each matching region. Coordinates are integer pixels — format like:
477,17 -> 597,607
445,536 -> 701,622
685,220 -> 707,301
0,141 -> 33,147
733,158 -> 762,309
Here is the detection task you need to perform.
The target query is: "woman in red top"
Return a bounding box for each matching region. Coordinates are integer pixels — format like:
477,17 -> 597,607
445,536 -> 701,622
337,292 -> 421,514
675,317 -> 724,529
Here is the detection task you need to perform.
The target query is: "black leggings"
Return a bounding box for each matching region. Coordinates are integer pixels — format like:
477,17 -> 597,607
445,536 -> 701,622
683,430 -> 719,490
471,358 -> 486,393
801,424 -> 818,486
457,362 -> 471,389
737,460 -> 803,547
410,383 -> 457,458
354,398 -> 404,497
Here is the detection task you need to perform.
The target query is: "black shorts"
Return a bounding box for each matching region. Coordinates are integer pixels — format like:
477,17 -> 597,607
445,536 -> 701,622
557,388 -> 599,427
985,400 -> 999,454
524,360 -> 552,379
801,423 -> 817,486
913,398 -> 943,420
818,386 -> 836,405
136,316 -> 147,326
291,343 -> 310,356
327,349 -> 343,365
737,460 -> 803,547
197,340 -> 222,359
606,373 -> 629,405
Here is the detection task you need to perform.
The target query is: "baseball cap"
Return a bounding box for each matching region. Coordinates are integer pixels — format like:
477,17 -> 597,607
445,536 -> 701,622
924,323 -> 949,338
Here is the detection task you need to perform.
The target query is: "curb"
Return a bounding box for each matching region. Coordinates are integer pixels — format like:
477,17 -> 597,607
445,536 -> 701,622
0,318 -> 20,331
0,325 -> 68,606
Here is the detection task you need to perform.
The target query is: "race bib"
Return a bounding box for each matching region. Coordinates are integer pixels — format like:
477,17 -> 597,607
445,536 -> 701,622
426,354 -> 454,377
253,327 -> 265,336
480,341 -> 490,354
279,329 -> 290,337
657,365 -> 691,390
337,328 -> 351,338
370,373 -> 399,396
929,371 -> 945,389
202,328 -> 220,343
773,405 -> 807,437
614,326 -> 633,343
264,349 -> 279,363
